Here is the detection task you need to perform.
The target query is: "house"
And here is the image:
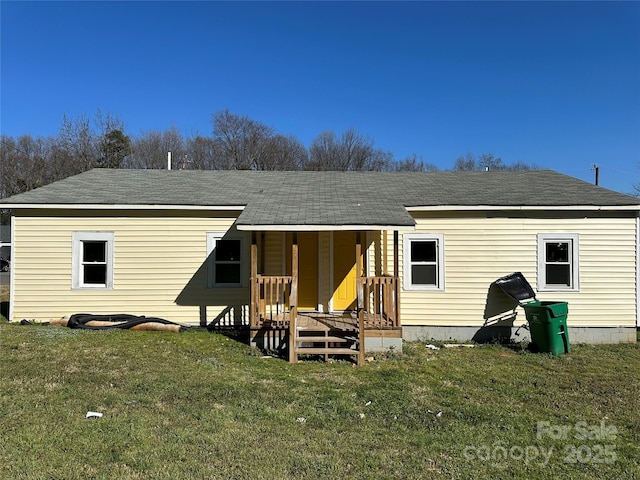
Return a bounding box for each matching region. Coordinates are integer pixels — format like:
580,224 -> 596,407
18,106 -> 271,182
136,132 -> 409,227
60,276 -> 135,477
1,169 -> 638,362
0,224 -> 10,263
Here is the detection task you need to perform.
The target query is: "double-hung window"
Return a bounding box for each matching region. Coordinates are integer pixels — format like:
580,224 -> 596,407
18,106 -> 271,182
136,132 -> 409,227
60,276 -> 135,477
207,232 -> 243,287
72,232 -> 114,289
403,234 -> 445,291
537,234 -> 579,291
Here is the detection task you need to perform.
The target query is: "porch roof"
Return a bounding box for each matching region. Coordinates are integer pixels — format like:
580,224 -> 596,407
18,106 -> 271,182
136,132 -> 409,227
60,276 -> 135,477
236,198 -> 415,231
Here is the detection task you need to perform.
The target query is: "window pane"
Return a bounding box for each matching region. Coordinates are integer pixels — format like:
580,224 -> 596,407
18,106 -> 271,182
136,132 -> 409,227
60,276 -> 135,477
216,264 -> 241,284
83,241 -> 106,262
84,265 -> 107,284
412,265 -> 437,285
546,264 -> 570,286
216,240 -> 240,262
412,241 -> 436,262
546,242 -> 569,263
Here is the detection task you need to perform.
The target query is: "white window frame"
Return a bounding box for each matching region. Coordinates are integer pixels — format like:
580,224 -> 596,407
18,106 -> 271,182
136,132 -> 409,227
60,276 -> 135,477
537,233 -> 579,292
72,232 -> 114,289
207,232 -> 244,288
403,233 -> 445,291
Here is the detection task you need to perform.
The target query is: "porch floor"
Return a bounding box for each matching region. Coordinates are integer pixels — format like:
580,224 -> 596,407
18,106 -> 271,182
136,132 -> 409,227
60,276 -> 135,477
256,311 -> 401,333
297,311 -> 358,331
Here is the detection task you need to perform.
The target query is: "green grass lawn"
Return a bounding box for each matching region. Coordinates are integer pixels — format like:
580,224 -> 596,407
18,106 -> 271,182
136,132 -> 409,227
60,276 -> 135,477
0,322 -> 638,480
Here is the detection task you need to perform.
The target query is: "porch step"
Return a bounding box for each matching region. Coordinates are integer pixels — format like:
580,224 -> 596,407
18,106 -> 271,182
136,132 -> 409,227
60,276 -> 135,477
289,314 -> 364,365
296,347 -> 360,356
292,328 -> 363,364
296,335 -> 351,343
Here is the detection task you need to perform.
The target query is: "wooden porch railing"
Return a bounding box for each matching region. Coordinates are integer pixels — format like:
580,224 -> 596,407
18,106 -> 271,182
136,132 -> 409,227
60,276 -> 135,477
357,275 -> 400,329
250,275 -> 293,328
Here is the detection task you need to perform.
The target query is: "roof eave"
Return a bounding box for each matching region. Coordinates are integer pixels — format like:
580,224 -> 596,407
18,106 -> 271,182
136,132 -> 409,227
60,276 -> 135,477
237,224 -> 416,232
1,203 -> 246,211
406,205 -> 640,211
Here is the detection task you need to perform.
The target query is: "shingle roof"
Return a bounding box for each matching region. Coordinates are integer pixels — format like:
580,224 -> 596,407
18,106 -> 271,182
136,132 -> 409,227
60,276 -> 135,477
1,169 -> 637,229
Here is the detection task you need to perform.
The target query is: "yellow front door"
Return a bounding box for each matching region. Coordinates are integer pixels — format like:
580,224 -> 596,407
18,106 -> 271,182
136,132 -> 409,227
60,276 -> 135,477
333,231 -> 360,311
287,232 -> 318,311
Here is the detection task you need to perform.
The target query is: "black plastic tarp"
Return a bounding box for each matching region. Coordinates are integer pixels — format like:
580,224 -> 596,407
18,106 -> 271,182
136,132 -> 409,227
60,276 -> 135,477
66,313 -> 187,331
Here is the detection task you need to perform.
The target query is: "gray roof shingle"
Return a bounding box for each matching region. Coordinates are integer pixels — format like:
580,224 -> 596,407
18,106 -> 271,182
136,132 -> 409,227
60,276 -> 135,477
1,169 -> 637,228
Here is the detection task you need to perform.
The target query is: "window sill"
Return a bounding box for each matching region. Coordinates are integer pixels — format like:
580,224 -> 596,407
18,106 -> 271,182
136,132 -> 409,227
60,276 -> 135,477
537,287 -> 579,293
403,285 -> 445,292
72,286 -> 113,290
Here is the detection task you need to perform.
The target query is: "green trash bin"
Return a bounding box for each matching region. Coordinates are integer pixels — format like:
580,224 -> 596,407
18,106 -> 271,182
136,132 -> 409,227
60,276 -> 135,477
522,301 -> 570,355
493,272 -> 570,356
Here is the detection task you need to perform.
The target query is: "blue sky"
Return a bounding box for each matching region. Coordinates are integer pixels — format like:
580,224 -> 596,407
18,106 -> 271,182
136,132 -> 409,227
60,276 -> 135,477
2,1 -> 639,194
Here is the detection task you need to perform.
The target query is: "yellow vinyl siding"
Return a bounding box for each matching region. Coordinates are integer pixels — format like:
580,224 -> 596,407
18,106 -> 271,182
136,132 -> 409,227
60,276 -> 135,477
394,212 -> 637,328
297,232 -> 319,310
11,209 -> 637,329
262,232 -> 283,276
11,210 -> 244,324
367,230 -> 388,276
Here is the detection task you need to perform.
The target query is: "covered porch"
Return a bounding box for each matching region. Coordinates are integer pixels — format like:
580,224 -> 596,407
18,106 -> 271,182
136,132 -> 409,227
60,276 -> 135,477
247,230 -> 403,365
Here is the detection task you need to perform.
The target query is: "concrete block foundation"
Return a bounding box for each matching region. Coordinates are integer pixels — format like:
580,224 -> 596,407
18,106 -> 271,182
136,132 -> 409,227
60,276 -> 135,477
402,325 -> 637,345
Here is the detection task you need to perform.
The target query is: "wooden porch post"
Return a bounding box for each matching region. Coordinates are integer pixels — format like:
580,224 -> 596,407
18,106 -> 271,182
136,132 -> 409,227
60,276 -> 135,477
289,232 -> 299,363
394,230 -> 401,327
259,231 -> 266,274
250,231 -> 258,327
356,232 -> 365,366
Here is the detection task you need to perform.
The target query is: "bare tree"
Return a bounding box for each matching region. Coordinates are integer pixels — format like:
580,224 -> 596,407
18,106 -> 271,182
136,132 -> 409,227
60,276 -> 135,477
308,128 -> 389,171
633,163 -> 640,196
478,153 -> 505,171
393,154 -> 438,172
186,135 -> 218,170
453,153 -> 539,171
0,135 -> 51,197
262,134 -> 308,170
505,161 -> 541,171
366,149 -> 394,172
307,131 -> 340,170
126,127 -> 185,169
453,153 -> 476,171
54,114 -> 97,174
340,128 -> 375,170
211,110 -> 275,170
210,110 -> 312,170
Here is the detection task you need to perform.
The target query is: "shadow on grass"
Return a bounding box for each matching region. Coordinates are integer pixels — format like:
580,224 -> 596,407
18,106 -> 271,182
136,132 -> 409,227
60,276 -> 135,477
207,325 -> 251,344
0,301 -> 8,321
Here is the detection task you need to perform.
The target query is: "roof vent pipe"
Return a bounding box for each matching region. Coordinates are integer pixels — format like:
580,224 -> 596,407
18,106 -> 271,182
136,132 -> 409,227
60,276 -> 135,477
168,151 -> 172,170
